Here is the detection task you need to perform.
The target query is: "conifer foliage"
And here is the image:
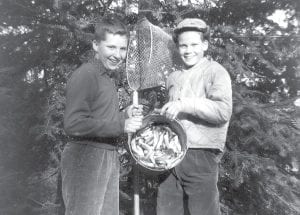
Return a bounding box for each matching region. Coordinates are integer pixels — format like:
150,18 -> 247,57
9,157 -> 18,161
0,0 -> 299,214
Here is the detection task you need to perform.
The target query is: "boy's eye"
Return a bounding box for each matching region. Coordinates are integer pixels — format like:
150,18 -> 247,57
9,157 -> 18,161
107,46 -> 115,49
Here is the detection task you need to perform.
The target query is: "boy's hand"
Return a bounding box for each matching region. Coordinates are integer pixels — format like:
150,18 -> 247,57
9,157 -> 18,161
160,101 -> 183,120
124,116 -> 143,133
127,105 -> 144,117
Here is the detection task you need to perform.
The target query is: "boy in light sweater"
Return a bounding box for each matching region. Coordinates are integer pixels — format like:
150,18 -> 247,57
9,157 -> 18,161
158,18 -> 232,215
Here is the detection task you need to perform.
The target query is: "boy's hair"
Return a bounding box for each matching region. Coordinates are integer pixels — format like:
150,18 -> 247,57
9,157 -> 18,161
172,18 -> 210,44
94,15 -> 129,42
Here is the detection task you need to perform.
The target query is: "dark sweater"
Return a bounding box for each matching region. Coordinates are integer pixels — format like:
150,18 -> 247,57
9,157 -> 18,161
64,60 -> 127,149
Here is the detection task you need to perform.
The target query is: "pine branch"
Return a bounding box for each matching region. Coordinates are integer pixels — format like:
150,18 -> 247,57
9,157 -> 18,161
10,0 -> 37,13
214,25 -> 287,75
260,182 -> 300,213
27,197 -> 45,207
27,170 -> 58,185
120,189 -> 132,201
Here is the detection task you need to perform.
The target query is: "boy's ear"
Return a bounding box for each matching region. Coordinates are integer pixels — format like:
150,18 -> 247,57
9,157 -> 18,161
92,40 -> 98,51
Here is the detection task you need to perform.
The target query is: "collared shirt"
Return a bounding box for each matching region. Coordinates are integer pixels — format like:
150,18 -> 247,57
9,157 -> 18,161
64,59 -> 127,148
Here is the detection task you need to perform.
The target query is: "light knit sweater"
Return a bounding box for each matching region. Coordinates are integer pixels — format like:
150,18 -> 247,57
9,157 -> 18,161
167,58 -> 232,151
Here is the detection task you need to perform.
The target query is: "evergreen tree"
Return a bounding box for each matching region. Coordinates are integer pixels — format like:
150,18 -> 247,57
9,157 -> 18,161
0,0 -> 299,214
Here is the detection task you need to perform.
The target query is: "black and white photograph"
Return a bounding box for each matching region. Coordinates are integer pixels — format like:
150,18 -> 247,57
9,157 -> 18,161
0,0 -> 299,214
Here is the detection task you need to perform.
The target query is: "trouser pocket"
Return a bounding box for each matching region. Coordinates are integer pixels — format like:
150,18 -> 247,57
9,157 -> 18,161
178,149 -> 219,175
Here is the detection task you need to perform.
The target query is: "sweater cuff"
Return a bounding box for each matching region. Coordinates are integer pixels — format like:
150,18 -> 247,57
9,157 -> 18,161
123,108 -> 129,119
119,112 -> 126,133
180,98 -> 196,114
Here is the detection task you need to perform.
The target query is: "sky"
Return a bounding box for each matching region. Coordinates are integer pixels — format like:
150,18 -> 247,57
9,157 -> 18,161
267,9 -> 290,28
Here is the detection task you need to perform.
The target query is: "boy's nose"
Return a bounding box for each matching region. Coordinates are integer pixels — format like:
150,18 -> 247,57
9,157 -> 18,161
185,45 -> 192,53
112,49 -> 121,59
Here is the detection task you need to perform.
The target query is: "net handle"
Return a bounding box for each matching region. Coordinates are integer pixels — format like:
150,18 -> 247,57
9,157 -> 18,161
133,90 -> 139,106
149,23 -> 153,64
131,89 -> 139,215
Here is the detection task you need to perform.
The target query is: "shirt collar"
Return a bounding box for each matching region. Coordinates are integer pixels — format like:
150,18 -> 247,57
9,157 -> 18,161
183,57 -> 208,72
88,57 -> 122,87
89,57 -> 117,79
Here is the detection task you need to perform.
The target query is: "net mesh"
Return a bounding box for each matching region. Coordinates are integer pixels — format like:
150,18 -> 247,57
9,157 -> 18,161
126,18 -> 180,91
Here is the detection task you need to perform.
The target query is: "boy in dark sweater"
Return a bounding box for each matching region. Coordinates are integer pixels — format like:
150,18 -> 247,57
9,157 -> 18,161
61,16 -> 143,215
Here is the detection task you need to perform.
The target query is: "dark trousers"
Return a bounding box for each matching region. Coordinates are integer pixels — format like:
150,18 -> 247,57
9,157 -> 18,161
61,142 -> 119,215
157,149 -> 222,215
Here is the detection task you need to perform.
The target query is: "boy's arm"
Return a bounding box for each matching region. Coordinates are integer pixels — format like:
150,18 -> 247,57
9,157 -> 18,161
63,69 -> 125,138
180,66 -> 232,125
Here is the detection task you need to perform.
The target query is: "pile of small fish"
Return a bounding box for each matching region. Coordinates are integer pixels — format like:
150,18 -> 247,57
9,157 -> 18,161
130,123 -> 185,170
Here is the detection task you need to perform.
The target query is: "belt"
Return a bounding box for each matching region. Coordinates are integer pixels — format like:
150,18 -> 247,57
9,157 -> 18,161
189,148 -> 221,155
68,136 -> 119,150
69,136 -> 118,144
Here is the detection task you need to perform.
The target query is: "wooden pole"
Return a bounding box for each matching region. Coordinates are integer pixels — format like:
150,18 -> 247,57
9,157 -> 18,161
132,90 -> 140,215
133,164 -> 140,215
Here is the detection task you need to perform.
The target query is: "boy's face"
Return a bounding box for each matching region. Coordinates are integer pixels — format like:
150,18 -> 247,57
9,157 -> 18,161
93,32 -> 128,71
177,31 -> 208,69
